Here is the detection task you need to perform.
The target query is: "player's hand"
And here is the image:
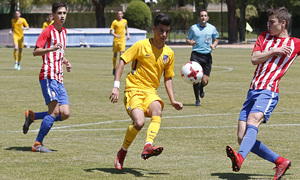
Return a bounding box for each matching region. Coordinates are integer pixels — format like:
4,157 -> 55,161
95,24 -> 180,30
172,101 -> 183,110
9,30 -> 12,35
109,87 -> 119,103
116,35 -> 121,38
274,46 -> 292,56
65,60 -> 72,72
191,40 -> 197,46
52,43 -> 62,51
210,44 -> 216,50
127,35 -> 130,40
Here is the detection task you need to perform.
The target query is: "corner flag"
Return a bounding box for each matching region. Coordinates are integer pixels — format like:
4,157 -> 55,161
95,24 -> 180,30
246,22 -> 253,32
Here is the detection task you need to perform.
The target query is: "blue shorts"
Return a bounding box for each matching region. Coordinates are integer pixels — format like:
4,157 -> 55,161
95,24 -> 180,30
239,89 -> 278,123
40,79 -> 69,105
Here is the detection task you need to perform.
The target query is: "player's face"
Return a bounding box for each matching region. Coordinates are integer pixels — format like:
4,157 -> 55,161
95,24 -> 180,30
15,11 -> 21,19
117,11 -> 123,20
199,11 -> 209,26
153,23 -> 170,46
268,15 -> 285,37
53,7 -> 67,25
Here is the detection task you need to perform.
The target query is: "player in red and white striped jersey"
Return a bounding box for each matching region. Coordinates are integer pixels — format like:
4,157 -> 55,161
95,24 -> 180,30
226,7 -> 298,180
22,2 -> 72,153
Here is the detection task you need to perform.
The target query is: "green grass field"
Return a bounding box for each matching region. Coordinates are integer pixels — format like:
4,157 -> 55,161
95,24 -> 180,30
0,46 -> 300,180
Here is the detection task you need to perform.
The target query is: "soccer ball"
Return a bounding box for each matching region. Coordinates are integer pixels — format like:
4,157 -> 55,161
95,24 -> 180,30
181,61 -> 203,84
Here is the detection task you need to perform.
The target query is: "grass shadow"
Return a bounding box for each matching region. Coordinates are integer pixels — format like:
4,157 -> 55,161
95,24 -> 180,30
211,172 -> 272,180
84,167 -> 169,177
4,146 -> 57,152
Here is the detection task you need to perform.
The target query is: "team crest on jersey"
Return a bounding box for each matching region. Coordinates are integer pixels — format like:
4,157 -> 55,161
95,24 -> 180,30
163,55 -> 169,63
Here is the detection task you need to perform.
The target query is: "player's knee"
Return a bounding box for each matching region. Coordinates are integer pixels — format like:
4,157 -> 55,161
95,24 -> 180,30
133,120 -> 145,130
60,113 -> 70,120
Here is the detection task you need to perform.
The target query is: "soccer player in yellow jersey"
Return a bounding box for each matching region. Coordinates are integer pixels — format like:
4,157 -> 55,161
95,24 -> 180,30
110,13 -> 183,171
110,11 -> 130,75
9,10 -> 29,70
42,13 -> 54,30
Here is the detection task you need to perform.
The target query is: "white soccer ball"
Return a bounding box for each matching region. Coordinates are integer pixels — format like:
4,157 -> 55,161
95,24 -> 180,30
181,61 -> 203,84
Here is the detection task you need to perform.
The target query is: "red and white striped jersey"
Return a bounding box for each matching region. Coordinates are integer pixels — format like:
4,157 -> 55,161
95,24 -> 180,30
36,24 -> 67,83
250,31 -> 300,93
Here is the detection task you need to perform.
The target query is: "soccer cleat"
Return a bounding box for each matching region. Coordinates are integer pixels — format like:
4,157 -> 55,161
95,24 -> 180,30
114,148 -> 127,170
200,84 -> 205,98
141,145 -> 163,160
226,145 -> 242,172
195,100 -> 201,106
17,64 -> 21,70
273,158 -> 291,180
32,142 -> 53,153
14,63 -> 18,69
23,110 -> 35,134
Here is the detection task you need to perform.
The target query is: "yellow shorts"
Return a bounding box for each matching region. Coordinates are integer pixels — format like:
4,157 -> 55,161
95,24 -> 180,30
113,41 -> 125,53
13,35 -> 24,48
124,91 -> 164,117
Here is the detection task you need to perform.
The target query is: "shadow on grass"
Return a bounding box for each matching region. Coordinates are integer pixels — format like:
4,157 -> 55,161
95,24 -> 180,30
4,146 -> 57,152
211,172 -> 272,180
84,168 -> 169,177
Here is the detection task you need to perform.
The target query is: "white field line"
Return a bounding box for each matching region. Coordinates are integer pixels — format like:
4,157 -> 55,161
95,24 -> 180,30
2,111 -> 300,133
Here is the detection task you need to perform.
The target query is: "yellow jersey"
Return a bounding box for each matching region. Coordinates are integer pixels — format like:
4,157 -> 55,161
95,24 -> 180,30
11,17 -> 29,38
121,39 -> 175,93
110,19 -> 128,42
42,20 -> 54,30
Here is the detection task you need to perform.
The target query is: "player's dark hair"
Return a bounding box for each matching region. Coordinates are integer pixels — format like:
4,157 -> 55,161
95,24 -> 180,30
154,13 -> 172,27
52,1 -> 67,13
267,7 -> 291,29
199,9 -> 208,16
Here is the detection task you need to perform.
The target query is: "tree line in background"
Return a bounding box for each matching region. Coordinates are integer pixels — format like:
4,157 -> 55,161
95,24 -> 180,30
2,0 -> 300,44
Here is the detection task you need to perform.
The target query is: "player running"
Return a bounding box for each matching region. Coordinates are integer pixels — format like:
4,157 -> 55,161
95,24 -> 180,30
110,10 -> 130,75
109,13 -> 183,170
23,2 -> 72,153
9,10 -> 29,70
226,7 -> 300,180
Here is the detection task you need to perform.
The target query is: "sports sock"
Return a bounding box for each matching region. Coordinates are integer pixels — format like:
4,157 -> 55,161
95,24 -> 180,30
251,140 -> 280,163
193,83 -> 200,100
18,52 -> 22,63
122,124 -> 140,149
14,50 -> 18,62
146,116 -> 161,143
36,114 -> 55,143
34,112 -> 62,121
113,57 -> 117,69
239,125 -> 258,160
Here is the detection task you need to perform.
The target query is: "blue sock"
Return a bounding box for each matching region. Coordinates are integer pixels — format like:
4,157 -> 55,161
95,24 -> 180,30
35,112 -> 48,120
35,112 -> 62,121
239,125 -> 258,160
251,140 -> 280,163
36,114 -> 55,143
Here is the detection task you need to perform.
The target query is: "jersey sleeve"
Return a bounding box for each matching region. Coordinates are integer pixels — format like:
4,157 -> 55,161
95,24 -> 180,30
23,18 -> 29,27
252,32 -> 266,53
35,28 -> 50,49
186,26 -> 194,40
212,27 -> 219,39
164,51 -> 175,78
120,41 -> 139,64
110,21 -> 115,31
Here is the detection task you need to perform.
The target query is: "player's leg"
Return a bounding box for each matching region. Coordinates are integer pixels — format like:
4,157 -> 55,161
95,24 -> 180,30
112,52 -> 117,75
141,100 -> 164,160
17,37 -> 24,70
32,100 -> 59,153
13,37 -> 18,69
115,108 -> 144,170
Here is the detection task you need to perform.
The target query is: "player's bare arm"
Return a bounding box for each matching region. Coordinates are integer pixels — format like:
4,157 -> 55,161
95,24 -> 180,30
251,45 -> 292,65
110,30 -> 121,39
164,77 -> 183,110
126,28 -> 130,40
186,38 -> 196,46
33,43 -> 63,56
63,57 -> 72,72
110,59 -> 125,103
210,38 -> 218,50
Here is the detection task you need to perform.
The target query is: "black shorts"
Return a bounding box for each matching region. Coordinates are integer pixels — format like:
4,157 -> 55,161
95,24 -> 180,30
189,51 -> 212,76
